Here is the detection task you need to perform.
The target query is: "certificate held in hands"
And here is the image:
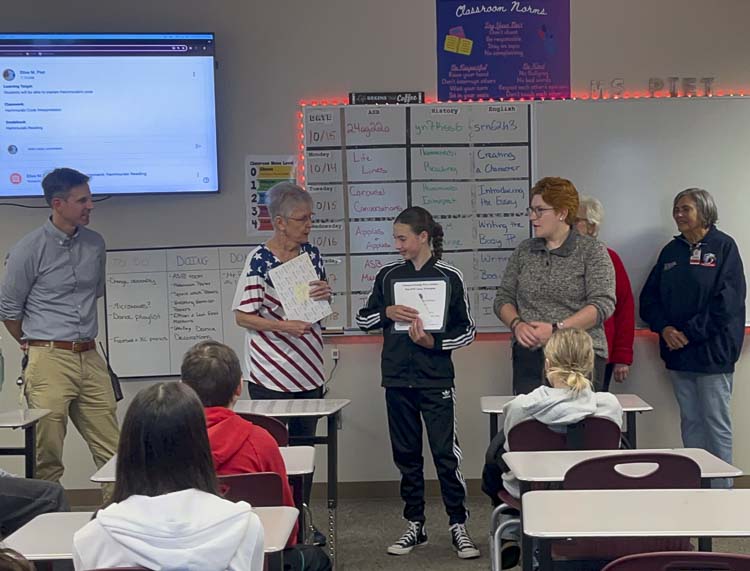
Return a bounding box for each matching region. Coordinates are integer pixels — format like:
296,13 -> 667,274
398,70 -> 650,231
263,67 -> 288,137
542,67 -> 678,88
392,278 -> 450,333
268,254 -> 332,323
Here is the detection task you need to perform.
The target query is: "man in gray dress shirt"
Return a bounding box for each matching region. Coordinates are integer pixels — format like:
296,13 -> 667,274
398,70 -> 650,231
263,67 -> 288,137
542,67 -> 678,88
0,168 -> 119,490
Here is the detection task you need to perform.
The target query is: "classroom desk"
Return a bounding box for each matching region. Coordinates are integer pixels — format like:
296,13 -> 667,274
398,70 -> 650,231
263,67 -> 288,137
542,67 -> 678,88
91,446 -> 315,548
503,447 -> 742,491
234,398 -> 350,569
90,446 -> 316,482
504,448 -> 742,571
3,511 -> 91,562
480,394 -> 652,447
0,408 -> 51,478
522,489 -> 750,571
4,506 -> 299,571
255,506 -> 300,571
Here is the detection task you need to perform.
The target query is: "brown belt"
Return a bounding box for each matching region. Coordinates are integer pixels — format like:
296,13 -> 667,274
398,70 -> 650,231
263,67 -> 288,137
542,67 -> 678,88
26,340 -> 96,353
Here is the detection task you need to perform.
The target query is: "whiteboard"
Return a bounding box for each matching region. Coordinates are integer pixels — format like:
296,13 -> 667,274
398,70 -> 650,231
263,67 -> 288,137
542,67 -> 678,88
302,102 -> 534,330
534,97 -> 750,321
105,245 -> 254,378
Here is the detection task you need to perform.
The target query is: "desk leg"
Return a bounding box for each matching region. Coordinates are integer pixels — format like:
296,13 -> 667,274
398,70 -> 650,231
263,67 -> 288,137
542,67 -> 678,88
624,411 -> 637,449
490,413 -> 498,440
698,478 -> 713,551
267,550 -> 283,571
538,539 -> 552,571
327,413 -> 339,570
290,474 -> 305,543
520,482 -> 533,571
25,423 -> 36,479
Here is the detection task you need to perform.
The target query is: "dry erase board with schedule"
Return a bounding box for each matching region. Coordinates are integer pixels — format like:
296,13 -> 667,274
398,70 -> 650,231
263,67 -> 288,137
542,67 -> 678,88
105,246 -> 252,378
104,244 -> 349,378
302,102 -> 534,330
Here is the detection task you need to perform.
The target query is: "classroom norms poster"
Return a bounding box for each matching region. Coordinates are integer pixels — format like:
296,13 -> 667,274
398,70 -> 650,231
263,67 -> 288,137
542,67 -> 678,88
436,0 -> 570,101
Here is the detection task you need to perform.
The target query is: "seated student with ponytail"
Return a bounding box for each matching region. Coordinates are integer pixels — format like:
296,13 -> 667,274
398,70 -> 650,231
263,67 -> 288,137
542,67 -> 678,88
482,328 -> 623,569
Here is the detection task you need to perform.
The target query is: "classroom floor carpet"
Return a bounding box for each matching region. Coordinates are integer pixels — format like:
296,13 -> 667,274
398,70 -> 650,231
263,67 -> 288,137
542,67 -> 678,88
311,495 -> 750,571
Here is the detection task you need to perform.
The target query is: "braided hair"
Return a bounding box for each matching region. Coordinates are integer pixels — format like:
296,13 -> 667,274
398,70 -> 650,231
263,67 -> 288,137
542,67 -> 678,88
394,206 -> 444,259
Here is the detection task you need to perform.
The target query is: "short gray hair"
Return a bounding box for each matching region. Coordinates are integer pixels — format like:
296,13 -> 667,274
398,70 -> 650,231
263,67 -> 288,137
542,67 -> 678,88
673,188 -> 718,227
267,182 -> 312,220
578,195 -> 604,236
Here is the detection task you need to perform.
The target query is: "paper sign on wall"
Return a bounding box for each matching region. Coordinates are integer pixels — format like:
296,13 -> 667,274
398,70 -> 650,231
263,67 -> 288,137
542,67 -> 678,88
246,155 -> 295,238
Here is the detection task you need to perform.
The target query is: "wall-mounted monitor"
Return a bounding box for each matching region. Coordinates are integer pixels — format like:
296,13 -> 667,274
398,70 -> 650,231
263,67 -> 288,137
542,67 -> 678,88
0,33 -> 218,197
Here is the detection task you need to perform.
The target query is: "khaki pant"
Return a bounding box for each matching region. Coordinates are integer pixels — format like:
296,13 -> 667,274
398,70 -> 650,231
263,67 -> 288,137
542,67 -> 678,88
24,346 -> 119,498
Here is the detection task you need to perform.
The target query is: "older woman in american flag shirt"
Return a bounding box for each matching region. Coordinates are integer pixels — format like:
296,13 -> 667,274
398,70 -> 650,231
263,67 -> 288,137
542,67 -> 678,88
232,182 -> 331,442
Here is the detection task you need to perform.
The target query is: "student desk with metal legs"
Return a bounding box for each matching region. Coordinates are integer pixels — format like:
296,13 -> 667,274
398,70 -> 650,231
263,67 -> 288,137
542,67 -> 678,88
91,446 -> 315,482
233,398 -> 351,569
523,489 -> 750,571
503,448 -> 742,571
4,507 -> 299,571
0,409 -> 51,478
92,442 -> 316,550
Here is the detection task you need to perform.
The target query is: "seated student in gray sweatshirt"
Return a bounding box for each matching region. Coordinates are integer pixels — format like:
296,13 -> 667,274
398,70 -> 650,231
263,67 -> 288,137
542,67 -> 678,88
484,328 -> 622,569
501,328 -> 623,498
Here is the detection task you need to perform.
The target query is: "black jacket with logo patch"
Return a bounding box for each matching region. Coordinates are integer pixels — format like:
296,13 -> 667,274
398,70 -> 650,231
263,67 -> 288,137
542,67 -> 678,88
640,226 -> 746,373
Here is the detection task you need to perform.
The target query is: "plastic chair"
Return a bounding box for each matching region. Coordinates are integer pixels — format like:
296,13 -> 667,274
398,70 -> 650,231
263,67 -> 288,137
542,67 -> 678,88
507,416 -> 622,452
552,453 -> 702,564
237,412 -> 289,446
563,452 -> 701,490
601,551 -> 750,570
489,417 -> 621,571
218,471 -> 284,506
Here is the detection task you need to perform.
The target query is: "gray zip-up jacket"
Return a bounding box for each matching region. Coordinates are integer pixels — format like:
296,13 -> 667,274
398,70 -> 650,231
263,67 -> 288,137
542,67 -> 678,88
494,228 -> 615,358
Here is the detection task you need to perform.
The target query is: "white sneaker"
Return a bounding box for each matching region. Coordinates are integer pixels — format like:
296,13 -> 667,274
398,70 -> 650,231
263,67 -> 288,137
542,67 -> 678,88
450,522 -> 480,559
387,520 -> 428,555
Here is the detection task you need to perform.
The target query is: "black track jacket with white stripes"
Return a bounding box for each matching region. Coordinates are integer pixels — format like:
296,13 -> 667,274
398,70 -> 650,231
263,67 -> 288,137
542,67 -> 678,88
356,257 -> 476,389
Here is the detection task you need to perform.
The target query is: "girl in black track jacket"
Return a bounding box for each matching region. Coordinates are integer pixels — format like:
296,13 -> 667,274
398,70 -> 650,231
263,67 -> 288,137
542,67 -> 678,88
356,206 -> 479,560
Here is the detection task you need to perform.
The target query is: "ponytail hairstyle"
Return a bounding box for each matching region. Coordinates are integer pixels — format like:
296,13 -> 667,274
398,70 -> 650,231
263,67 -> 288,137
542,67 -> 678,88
394,206 -> 444,259
543,328 -> 594,392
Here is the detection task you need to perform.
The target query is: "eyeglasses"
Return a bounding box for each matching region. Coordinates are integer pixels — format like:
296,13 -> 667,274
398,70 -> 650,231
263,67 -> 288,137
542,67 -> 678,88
285,214 -> 314,223
526,206 -> 556,217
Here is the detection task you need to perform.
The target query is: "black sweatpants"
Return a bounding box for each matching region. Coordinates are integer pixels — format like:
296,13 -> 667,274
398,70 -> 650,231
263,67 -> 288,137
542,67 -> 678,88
512,343 -> 606,394
385,387 -> 468,525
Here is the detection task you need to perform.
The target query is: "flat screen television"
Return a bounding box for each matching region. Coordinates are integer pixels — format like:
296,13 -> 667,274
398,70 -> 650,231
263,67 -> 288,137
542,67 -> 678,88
0,33 -> 218,197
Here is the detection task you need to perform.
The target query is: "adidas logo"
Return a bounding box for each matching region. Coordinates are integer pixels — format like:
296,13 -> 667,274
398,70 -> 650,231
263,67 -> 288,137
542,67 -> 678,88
441,389 -> 451,400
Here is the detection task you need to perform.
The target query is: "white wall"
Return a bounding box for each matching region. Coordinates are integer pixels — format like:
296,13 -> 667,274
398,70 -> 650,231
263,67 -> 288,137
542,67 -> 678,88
2,0 -> 750,489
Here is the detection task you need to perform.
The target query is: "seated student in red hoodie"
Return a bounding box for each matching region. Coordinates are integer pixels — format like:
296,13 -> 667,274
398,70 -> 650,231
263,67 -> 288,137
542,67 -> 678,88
181,340 -> 331,571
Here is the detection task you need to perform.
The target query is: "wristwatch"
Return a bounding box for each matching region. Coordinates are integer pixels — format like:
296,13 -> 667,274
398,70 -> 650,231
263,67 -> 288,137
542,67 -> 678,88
552,321 -> 565,332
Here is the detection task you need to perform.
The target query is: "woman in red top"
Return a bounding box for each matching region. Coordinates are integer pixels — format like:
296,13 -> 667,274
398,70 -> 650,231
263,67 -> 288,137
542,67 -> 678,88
576,196 -> 635,391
